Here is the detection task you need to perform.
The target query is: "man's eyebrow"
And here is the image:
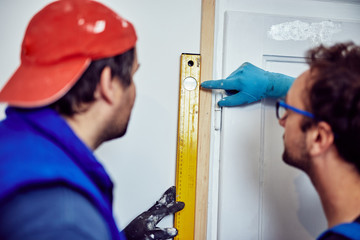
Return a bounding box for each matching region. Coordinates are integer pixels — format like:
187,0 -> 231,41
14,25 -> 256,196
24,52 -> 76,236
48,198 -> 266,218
284,95 -> 288,103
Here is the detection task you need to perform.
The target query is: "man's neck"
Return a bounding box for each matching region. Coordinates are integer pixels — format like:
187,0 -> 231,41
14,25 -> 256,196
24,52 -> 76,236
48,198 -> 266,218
309,153 -> 360,228
61,104 -> 109,150
62,114 -> 97,150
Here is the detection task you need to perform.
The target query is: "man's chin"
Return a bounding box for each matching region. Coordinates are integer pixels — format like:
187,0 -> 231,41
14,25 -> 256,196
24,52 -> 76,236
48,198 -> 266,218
114,128 -> 127,139
282,150 -> 310,172
104,127 -> 128,143
282,151 -> 290,165
282,150 -> 297,167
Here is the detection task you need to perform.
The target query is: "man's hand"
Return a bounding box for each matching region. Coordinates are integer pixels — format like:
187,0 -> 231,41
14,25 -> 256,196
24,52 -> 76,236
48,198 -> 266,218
201,62 -> 295,107
122,186 -> 184,240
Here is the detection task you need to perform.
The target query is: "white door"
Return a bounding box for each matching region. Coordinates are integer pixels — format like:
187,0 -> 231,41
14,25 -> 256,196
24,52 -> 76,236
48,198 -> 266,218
209,1 -> 360,239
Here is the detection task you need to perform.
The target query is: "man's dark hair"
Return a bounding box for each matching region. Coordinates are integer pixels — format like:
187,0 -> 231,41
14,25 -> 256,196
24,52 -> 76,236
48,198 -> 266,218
302,42 -> 360,170
50,48 -> 135,116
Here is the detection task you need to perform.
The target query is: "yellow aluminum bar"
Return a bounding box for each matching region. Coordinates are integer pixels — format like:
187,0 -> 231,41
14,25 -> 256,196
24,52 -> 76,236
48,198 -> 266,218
174,53 -> 201,240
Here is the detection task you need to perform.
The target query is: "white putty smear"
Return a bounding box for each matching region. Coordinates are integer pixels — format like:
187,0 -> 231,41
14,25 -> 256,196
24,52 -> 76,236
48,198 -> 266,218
166,227 -> 177,236
158,194 -> 167,205
268,20 -> 342,45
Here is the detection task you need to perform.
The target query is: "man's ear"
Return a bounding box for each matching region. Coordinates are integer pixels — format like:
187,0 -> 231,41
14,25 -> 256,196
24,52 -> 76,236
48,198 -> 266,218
307,121 -> 335,157
95,66 -> 117,104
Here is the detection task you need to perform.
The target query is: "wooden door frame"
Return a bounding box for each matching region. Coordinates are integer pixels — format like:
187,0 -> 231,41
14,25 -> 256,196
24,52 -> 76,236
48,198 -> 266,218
195,0 -> 215,239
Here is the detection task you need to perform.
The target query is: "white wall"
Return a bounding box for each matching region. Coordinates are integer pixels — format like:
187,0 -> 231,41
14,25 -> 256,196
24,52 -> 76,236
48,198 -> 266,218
0,0 -> 201,230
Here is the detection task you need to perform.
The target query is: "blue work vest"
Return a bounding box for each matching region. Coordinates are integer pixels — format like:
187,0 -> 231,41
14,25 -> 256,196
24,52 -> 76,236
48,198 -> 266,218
318,221 -> 360,240
0,107 -> 126,240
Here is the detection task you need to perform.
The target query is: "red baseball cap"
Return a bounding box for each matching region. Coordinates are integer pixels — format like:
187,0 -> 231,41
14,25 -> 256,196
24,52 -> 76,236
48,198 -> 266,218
0,0 -> 137,107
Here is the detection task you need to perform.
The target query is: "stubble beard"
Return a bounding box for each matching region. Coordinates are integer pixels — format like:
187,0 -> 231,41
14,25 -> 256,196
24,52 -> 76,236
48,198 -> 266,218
100,116 -> 131,144
282,136 -> 311,172
110,119 -> 130,140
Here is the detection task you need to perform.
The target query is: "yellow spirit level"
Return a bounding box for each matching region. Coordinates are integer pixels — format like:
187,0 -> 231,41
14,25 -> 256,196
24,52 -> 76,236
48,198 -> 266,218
174,53 -> 201,240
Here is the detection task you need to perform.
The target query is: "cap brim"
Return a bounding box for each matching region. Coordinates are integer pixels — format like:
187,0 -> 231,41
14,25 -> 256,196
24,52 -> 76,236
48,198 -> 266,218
0,57 -> 91,108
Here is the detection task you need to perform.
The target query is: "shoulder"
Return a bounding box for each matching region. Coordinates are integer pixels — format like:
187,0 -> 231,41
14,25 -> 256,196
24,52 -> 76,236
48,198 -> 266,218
0,185 -> 111,240
319,233 -> 353,240
318,217 -> 360,240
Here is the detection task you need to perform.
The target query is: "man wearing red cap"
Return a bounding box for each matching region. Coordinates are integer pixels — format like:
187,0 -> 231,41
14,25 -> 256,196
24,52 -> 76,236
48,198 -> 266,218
0,0 -> 183,239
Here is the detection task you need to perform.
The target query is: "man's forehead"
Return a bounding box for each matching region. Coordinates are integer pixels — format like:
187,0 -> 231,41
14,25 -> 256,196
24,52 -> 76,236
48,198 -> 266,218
286,69 -> 311,105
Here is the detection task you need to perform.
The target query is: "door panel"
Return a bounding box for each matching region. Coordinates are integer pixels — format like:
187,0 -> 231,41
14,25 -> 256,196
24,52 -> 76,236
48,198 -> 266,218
217,11 -> 360,239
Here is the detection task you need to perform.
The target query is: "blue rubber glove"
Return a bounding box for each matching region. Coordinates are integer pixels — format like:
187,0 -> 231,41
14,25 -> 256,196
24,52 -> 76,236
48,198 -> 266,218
201,62 -> 295,107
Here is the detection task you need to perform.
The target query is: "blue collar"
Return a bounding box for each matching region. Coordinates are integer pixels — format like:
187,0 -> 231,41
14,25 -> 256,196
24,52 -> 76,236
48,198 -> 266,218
5,107 -> 114,205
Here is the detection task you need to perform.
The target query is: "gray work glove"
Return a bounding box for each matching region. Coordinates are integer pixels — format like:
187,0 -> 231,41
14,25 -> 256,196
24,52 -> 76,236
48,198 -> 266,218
122,186 -> 184,240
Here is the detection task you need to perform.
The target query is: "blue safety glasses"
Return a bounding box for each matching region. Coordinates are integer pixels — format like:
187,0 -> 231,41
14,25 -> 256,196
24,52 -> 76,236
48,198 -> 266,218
276,100 -> 315,120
